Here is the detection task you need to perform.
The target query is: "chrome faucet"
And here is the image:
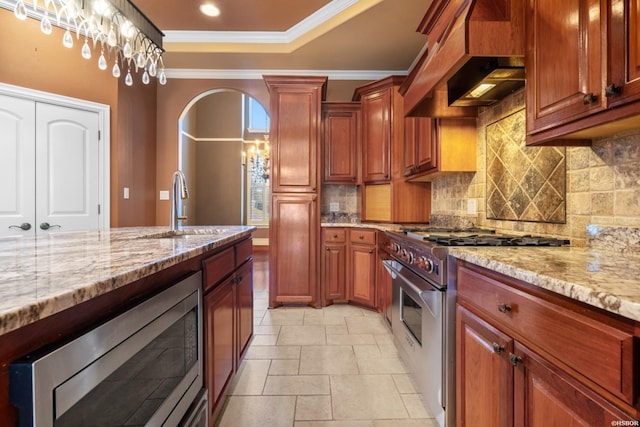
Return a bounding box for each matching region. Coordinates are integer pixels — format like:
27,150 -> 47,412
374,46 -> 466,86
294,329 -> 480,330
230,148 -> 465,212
170,170 -> 189,231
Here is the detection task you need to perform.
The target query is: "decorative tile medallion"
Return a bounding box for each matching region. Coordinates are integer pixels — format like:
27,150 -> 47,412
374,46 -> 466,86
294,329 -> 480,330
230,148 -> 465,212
486,109 -> 566,223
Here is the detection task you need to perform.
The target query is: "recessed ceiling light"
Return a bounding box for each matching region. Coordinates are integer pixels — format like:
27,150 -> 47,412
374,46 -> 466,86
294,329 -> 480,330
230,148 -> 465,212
200,3 -> 220,17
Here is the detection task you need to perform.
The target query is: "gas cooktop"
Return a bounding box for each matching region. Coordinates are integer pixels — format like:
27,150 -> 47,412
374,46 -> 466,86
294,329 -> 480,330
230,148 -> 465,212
400,227 -> 570,247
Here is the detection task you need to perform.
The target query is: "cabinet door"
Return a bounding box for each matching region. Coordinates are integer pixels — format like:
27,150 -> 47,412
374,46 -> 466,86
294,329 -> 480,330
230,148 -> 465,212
204,278 -> 235,413
348,243 -> 376,308
404,117 -> 436,177
236,260 -> 253,364
513,342 -> 637,426
266,78 -> 324,193
457,306 -> 514,427
361,89 -> 391,183
322,242 -> 346,303
323,103 -> 359,184
607,0 -> 640,107
269,194 -> 319,307
526,0 -> 606,135
376,248 -> 393,325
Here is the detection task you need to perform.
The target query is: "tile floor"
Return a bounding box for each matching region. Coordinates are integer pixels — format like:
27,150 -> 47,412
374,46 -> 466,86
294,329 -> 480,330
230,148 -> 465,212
215,288 -> 438,427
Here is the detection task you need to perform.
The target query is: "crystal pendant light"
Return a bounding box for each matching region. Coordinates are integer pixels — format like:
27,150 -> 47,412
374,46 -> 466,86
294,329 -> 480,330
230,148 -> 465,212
136,52 -> 146,69
14,0 -> 27,20
125,69 -> 133,86
158,68 -> 167,85
112,61 -> 121,78
148,60 -> 157,77
107,27 -> 117,47
123,41 -> 133,59
142,70 -> 150,84
63,29 -> 74,48
40,12 -> 52,35
81,39 -> 92,59
98,51 -> 108,70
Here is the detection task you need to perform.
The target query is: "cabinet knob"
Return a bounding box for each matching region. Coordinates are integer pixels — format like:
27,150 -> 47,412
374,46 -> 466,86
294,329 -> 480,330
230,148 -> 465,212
368,249 -> 373,254
384,174 -> 389,179
351,176 -> 356,181
497,303 -> 512,313
605,84 -> 622,97
509,353 -> 523,366
492,342 -> 505,354
333,234 -> 338,238
359,235 -> 364,240
583,93 -> 597,104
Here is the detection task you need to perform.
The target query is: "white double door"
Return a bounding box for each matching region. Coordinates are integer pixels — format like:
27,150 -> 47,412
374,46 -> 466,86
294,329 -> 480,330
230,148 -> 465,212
0,94 -> 100,237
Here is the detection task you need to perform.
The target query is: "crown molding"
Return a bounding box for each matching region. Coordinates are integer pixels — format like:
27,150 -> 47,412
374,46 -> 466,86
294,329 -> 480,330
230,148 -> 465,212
165,68 -> 407,81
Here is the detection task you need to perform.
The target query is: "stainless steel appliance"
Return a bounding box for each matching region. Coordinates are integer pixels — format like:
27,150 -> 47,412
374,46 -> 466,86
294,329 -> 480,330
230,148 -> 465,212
10,272 -> 205,427
380,228 -> 569,427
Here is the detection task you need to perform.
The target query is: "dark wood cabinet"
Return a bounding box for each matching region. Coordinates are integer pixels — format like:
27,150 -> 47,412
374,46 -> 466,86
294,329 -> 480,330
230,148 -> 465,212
204,277 -> 235,415
322,102 -> 359,184
235,259 -> 253,364
376,242 -> 393,326
608,0 -> 640,108
404,117 -> 436,177
455,260 -> 639,425
270,193 -> 319,307
360,88 -> 392,183
322,228 -> 347,304
347,229 -> 377,309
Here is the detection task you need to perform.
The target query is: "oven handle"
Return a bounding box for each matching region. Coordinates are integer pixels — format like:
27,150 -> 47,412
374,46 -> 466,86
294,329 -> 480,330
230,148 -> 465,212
382,260 -> 440,295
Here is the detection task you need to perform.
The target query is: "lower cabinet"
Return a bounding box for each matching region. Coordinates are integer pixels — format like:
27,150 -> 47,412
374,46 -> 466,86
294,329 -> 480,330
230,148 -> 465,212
376,245 -> 392,326
322,228 -> 347,304
347,229 -> 377,308
455,260 -> 638,426
202,237 -> 254,425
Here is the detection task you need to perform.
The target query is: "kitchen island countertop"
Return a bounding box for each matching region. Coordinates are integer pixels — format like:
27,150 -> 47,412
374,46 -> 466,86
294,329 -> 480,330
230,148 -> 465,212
449,246 -> 640,323
0,226 -> 255,336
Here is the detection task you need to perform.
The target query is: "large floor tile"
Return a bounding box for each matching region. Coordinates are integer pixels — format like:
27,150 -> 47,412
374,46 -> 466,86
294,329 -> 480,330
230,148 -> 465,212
345,316 -> 390,335
326,334 -> 376,345
295,421 -> 373,427
228,360 -> 270,396
261,308 -> 306,325
401,394 -> 432,419
268,359 -> 300,375
217,395 -> 296,427
277,325 -> 327,345
372,420 -> 439,427
295,395 -> 333,420
245,345 -> 300,360
250,334 -> 278,346
356,357 -> 409,375
391,374 -> 419,394
299,345 -> 359,375
330,374 -> 409,420
263,375 -> 330,395
253,325 -> 281,335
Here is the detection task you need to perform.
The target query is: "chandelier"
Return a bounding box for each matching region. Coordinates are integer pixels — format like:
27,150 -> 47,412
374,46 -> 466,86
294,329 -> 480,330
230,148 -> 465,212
0,0 -> 166,86
245,135 -> 270,182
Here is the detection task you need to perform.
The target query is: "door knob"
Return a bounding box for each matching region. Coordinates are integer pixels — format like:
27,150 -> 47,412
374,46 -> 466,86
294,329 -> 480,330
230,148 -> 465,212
9,223 -> 31,231
40,222 -> 61,230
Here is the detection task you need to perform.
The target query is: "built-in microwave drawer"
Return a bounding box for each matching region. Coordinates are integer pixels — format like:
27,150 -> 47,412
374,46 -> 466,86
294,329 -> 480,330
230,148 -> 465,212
349,229 -> 376,245
457,264 -> 635,405
323,228 -> 346,243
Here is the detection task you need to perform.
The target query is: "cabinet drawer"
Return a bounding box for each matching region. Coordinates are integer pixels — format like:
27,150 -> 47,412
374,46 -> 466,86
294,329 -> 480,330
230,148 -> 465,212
235,237 -> 253,266
349,229 -> 376,245
324,228 -> 346,243
203,247 -> 235,292
457,265 -> 635,404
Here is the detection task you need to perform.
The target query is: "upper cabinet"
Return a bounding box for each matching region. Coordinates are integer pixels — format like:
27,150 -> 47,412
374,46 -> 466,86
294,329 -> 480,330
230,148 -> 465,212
265,76 -> 326,192
322,102 -> 360,184
404,117 -> 477,181
525,0 -> 640,145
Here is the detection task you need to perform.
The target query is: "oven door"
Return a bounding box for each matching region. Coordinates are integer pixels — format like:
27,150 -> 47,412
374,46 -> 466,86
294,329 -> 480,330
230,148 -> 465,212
383,260 -> 445,425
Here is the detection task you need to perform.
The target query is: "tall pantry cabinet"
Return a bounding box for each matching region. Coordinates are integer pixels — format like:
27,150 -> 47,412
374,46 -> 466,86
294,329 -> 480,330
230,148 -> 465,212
264,76 -> 327,308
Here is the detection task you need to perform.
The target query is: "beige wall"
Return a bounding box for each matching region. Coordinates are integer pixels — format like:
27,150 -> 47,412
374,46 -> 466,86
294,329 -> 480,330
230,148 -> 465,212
431,89 -> 640,246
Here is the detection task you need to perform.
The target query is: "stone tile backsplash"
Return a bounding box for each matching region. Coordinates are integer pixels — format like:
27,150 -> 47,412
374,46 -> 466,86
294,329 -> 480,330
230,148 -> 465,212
321,184 -> 360,223
431,88 -> 640,247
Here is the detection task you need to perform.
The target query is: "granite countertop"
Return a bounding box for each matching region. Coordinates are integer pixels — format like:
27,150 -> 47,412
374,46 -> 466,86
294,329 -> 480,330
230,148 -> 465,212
449,246 -> 640,322
0,226 -> 255,336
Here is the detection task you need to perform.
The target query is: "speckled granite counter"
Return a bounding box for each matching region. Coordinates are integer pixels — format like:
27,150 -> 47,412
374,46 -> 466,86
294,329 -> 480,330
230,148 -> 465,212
0,226 -> 255,336
321,222 -> 410,232
449,246 -> 640,322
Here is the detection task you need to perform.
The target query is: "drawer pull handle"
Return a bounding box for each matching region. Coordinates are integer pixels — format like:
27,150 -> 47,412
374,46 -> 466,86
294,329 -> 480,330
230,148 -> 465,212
492,342 -> 505,354
583,93 -> 597,104
359,235 -> 364,240
497,303 -> 512,313
509,353 -> 522,366
333,235 -> 338,238
605,83 -> 621,97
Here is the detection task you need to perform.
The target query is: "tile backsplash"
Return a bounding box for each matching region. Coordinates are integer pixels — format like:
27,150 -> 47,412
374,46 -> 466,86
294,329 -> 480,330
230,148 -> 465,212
432,88 -> 640,247
321,184 -> 360,223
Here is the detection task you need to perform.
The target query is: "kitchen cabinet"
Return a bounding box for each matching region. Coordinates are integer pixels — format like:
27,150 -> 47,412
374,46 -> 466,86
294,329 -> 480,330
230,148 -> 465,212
202,237 -> 254,424
525,0 -> 640,145
322,228 -> 347,304
265,76 -> 326,308
270,193 -> 319,307
347,229 -> 377,309
322,102 -> 360,184
354,77 -> 432,223
376,240 -> 393,326
404,117 -> 476,181
455,260 -> 639,425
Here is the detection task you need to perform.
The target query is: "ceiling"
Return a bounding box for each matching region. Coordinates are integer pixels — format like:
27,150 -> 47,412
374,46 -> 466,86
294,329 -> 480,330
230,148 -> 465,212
132,0 -> 432,79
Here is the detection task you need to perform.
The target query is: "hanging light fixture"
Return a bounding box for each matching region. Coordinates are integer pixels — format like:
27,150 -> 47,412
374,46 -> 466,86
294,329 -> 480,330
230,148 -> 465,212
0,0 -> 167,86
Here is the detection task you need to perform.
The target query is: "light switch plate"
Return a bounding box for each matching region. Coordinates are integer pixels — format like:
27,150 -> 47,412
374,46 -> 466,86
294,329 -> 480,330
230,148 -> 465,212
159,190 -> 170,200
329,202 -> 340,212
123,187 -> 129,199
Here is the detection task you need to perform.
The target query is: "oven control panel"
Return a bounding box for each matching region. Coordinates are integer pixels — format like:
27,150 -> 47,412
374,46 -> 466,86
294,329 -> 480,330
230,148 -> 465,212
380,232 -> 445,288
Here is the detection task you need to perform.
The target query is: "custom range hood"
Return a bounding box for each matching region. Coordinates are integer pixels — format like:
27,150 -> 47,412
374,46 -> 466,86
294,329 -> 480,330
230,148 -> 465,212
400,0 -> 525,116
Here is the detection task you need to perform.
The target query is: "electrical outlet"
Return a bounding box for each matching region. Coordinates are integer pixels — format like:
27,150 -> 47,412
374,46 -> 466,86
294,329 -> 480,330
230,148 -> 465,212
329,202 -> 340,212
123,187 -> 130,199
467,199 -> 477,215
159,190 -> 170,200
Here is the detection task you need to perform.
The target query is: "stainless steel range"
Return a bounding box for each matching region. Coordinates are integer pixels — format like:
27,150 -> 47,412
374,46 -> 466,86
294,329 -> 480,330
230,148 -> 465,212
380,227 -> 569,427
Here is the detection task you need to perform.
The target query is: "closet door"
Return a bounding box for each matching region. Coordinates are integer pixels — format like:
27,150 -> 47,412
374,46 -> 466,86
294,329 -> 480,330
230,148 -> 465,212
0,95 -> 36,237
35,103 -> 100,233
